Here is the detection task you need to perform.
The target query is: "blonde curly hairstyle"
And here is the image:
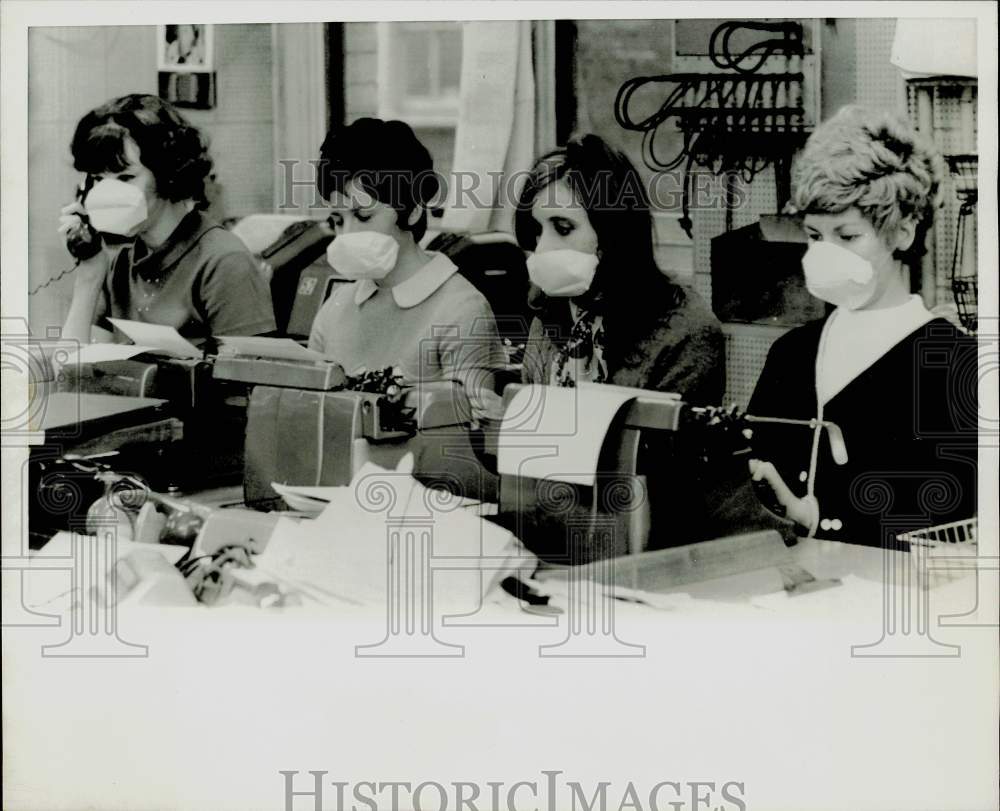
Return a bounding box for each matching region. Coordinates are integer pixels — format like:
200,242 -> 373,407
790,105 -> 947,266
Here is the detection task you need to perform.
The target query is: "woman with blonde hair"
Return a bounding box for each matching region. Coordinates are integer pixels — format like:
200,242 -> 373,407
748,106 -> 977,545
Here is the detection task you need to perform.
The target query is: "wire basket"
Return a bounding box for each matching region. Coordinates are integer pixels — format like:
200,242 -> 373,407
897,517 -> 977,548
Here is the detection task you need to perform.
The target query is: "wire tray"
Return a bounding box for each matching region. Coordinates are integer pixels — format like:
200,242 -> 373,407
897,517 -> 977,548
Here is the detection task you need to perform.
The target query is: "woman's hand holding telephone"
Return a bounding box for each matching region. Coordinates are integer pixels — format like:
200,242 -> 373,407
57,195 -> 109,286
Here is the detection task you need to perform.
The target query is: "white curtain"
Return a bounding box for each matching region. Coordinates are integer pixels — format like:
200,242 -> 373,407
440,21 -> 536,234
271,24 -> 328,215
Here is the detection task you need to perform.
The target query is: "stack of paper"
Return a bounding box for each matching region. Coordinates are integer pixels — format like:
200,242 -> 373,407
55,325 -> 340,367
256,455 -> 535,611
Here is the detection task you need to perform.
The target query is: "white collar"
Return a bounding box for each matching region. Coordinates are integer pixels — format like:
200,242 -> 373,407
817,295 -> 935,403
353,253 -> 459,308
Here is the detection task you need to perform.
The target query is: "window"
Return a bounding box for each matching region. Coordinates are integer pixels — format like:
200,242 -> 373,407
377,22 -> 463,127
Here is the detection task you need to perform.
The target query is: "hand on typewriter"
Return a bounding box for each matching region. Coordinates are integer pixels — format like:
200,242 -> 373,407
748,458 -> 819,536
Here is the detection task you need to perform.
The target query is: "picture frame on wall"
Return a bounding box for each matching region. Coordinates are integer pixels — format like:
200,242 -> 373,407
157,24 -> 216,109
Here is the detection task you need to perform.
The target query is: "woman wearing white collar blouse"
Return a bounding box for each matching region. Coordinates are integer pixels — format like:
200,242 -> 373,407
748,106 -> 978,545
308,118 -> 506,423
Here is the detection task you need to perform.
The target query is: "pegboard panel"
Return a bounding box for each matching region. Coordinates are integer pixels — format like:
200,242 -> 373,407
733,164 -> 778,230
691,164 -> 783,310
855,19 -> 906,113
905,79 -> 978,308
933,85 -> 977,153
907,81 -> 978,152
691,272 -> 714,307
722,322 -> 791,408
693,173 -> 725,273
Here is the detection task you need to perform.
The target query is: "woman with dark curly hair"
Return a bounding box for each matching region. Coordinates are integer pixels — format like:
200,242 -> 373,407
515,133 -> 724,403
748,105 -> 977,544
60,94 -> 275,344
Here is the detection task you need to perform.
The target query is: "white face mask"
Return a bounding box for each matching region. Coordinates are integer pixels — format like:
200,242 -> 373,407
85,178 -> 149,236
526,249 -> 599,298
802,241 -> 879,310
326,231 -> 399,280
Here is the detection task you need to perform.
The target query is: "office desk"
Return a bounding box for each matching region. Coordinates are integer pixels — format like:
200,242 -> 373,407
28,393 -> 184,547
536,530 -> 980,610
37,392 -> 180,449
145,477 -> 981,600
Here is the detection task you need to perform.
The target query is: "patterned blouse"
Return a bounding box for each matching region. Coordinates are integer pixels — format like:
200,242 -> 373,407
549,303 -> 608,387
522,285 -> 725,405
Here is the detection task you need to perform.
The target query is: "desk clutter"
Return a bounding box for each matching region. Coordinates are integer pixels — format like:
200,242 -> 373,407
26,328 -> 979,617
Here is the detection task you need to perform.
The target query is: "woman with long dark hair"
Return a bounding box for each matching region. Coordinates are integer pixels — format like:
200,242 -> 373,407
504,135 -> 755,563
515,133 -> 724,402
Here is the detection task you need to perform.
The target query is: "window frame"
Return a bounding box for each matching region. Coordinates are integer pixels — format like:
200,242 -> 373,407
375,21 -> 463,128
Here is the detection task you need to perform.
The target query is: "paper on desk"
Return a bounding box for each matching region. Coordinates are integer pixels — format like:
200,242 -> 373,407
24,533 -> 188,612
56,342 -> 157,367
217,336 -> 330,363
107,318 -> 201,359
529,576 -> 697,613
258,460 -> 534,610
271,483 -> 367,514
272,482 -> 485,514
496,383 -> 638,486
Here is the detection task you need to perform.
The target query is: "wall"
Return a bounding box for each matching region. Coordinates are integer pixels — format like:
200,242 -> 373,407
27,23 -> 274,336
565,20 -> 695,280
343,22 -> 378,121
572,19 -> 678,195
342,22 -> 456,180
342,19 -> 693,277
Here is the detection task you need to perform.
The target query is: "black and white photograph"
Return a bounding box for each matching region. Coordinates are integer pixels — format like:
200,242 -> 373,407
158,24 -> 213,71
1,3 -> 997,811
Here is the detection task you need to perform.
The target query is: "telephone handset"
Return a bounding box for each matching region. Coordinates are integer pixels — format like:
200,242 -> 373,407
28,177 -> 104,296
65,175 -> 103,262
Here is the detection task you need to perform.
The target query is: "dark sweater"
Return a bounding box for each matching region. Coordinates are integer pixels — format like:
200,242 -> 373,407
507,285 -> 794,563
521,285 -> 726,404
749,316 -> 978,546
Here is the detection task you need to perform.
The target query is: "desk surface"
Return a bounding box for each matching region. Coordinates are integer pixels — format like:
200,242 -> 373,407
39,392 -> 168,433
531,528 -> 979,607
181,484 -> 978,608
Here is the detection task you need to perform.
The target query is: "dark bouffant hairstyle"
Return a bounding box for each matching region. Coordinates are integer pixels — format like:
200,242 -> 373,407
71,94 -> 213,208
316,117 -> 441,242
